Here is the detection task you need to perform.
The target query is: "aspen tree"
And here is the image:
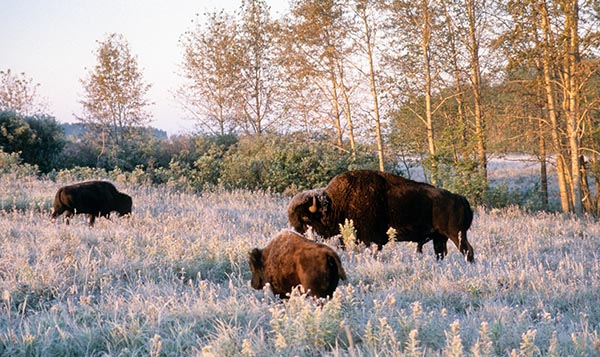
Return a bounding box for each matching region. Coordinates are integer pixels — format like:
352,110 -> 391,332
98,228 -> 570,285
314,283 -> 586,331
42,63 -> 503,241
354,0 -> 385,171
178,11 -> 240,135
284,0 -> 355,150
78,33 -> 152,165
0,69 -> 47,116
237,0 -> 278,134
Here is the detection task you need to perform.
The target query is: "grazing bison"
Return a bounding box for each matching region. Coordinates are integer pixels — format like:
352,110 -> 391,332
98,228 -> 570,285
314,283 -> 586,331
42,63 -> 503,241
248,230 -> 347,299
288,170 -> 474,262
51,181 -> 132,226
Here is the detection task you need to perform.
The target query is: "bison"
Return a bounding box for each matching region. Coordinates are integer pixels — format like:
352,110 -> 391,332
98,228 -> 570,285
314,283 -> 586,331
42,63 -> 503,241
288,170 -> 475,262
51,181 -> 132,226
248,230 -> 347,299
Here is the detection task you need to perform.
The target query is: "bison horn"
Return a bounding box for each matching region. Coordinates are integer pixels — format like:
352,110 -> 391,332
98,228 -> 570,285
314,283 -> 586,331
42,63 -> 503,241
309,195 -> 318,213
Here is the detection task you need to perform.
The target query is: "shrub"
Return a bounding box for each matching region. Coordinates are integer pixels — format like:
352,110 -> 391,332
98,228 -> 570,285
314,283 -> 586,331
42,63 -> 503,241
269,289 -> 344,354
0,150 -> 39,177
435,158 -> 544,210
150,133 -> 379,193
0,111 -> 66,173
22,115 -> 66,172
219,133 -> 378,192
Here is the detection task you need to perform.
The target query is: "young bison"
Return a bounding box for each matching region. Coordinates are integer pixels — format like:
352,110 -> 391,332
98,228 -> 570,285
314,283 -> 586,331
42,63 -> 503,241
248,230 -> 347,299
51,180 -> 132,226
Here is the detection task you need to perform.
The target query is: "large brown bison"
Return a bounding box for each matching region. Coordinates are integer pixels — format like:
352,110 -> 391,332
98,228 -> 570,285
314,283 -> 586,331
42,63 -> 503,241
288,170 -> 475,262
51,181 -> 132,226
248,230 -> 347,299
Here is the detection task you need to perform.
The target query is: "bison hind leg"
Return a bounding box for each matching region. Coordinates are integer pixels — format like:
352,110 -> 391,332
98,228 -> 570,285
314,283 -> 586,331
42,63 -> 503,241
458,231 -> 475,263
431,233 -> 448,260
447,230 -> 475,263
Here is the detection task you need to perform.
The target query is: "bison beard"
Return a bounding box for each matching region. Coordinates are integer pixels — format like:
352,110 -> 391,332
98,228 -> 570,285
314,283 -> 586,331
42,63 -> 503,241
288,170 -> 475,262
51,181 -> 132,226
248,230 -> 347,299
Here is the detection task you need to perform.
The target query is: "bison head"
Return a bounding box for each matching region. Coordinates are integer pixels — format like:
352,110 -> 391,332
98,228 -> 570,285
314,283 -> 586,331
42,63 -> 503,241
248,248 -> 264,290
287,188 -> 330,234
116,193 -> 133,217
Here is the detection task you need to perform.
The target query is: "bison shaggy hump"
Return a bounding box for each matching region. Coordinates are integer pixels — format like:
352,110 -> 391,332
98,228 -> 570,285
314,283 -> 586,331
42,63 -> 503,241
51,180 -> 132,226
288,170 -> 475,262
248,230 -> 347,299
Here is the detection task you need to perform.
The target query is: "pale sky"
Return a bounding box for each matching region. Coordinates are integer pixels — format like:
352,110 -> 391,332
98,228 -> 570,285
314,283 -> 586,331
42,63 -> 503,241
1,0 -> 288,135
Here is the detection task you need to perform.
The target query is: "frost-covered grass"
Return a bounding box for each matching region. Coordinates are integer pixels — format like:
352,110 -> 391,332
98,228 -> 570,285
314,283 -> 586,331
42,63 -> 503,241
0,172 -> 599,356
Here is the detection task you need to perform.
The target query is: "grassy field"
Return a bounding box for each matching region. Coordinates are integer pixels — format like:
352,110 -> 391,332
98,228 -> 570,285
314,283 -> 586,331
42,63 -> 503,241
0,166 -> 599,356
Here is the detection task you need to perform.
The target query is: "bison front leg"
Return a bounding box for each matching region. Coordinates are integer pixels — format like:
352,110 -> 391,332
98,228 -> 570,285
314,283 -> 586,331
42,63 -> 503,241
88,214 -> 96,227
433,238 -> 448,260
415,236 -> 432,254
63,210 -> 74,225
416,242 -> 424,254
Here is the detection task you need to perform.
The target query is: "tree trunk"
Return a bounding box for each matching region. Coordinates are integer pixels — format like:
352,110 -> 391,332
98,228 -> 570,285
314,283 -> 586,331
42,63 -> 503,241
580,156 -> 592,213
328,54 -> 344,148
537,116 -> 549,210
254,75 -> 263,134
360,5 -> 385,172
451,37 -> 468,154
585,107 -> 600,215
539,0 -> 571,212
467,0 -> 487,181
564,0 -> 583,215
441,1 -> 468,155
336,57 -> 356,159
217,87 -> 225,136
421,0 -> 437,184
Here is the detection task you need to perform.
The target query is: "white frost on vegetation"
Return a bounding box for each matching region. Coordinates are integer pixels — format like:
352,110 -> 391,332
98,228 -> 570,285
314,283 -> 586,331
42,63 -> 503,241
0,165 -> 598,356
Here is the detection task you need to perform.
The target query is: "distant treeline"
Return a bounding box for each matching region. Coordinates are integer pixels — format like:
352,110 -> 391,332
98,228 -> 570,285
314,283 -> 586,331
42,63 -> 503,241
1,110 -> 543,211
0,110 -> 380,193
61,122 -> 168,140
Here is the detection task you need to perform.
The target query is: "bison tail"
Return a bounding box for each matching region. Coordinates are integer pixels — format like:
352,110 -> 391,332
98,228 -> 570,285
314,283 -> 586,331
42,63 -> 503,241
460,196 -> 474,230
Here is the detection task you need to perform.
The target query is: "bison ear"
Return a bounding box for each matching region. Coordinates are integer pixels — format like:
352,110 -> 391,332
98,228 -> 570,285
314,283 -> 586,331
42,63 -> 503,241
249,248 -> 262,268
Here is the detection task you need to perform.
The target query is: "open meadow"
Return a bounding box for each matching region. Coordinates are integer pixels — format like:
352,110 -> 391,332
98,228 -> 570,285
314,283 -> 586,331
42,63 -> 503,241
0,159 -> 599,356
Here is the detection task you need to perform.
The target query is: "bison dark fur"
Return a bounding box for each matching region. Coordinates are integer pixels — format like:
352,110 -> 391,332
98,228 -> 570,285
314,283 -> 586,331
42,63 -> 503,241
288,170 -> 475,262
248,230 -> 347,299
51,181 -> 132,226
